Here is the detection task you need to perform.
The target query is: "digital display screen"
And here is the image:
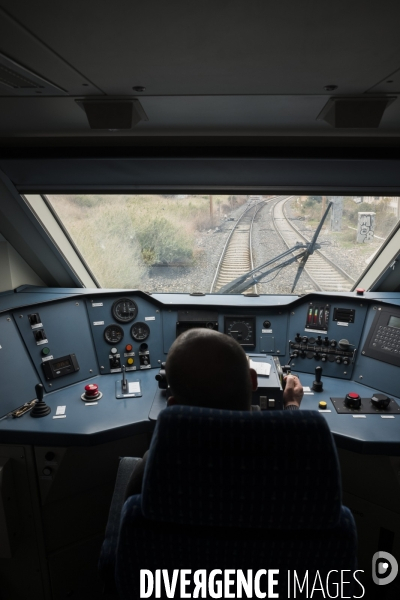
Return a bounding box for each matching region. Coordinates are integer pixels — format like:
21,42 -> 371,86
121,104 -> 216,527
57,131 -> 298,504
53,359 -> 70,370
388,316 -> 400,329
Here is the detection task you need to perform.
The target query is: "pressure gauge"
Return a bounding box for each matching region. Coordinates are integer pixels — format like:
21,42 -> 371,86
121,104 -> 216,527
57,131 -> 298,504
104,324 -> 124,344
131,322 -> 150,342
111,298 -> 138,323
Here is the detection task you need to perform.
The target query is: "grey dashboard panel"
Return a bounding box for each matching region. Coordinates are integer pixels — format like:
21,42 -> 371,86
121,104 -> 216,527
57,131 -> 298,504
0,313 -> 39,418
162,306 -> 289,357
13,299 -> 99,393
287,298 -> 369,380
85,294 -> 165,374
353,304 -> 400,399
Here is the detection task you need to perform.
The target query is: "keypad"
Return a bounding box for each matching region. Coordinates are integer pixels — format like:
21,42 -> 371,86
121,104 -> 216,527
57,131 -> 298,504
372,325 -> 400,353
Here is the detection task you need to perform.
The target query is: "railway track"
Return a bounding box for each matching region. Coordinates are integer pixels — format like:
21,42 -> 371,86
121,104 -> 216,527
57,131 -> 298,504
210,199 -> 269,293
272,197 -> 355,292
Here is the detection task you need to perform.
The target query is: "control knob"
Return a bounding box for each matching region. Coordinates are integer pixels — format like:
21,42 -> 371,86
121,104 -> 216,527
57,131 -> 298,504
330,339 -> 337,348
302,336 -> 309,344
323,336 -> 330,346
371,393 -> 391,410
338,339 -> 350,351
345,392 -> 361,409
320,353 -> 328,362
316,335 -> 322,346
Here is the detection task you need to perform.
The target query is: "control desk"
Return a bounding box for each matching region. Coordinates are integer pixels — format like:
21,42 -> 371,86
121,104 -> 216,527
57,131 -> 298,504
1,286 -> 400,599
0,286 -> 400,454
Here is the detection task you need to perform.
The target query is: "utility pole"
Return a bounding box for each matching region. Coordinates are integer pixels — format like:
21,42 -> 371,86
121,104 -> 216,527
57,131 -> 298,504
330,196 -> 343,231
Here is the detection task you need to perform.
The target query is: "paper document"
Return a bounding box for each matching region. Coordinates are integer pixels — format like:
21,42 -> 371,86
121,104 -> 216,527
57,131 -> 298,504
128,381 -> 141,394
249,360 -> 271,376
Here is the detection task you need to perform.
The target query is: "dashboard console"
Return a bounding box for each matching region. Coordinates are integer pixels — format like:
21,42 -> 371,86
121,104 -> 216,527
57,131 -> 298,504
1,287 -> 400,454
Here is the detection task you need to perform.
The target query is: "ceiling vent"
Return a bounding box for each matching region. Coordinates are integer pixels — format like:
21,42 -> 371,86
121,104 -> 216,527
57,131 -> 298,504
76,99 -> 149,129
0,52 -> 66,96
317,96 -> 396,128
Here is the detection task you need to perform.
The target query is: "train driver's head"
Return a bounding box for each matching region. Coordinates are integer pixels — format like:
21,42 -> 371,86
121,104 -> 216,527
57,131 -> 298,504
165,328 -> 257,411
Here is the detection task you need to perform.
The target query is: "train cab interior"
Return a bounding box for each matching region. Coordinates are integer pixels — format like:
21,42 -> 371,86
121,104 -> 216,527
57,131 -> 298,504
1,1 -> 400,598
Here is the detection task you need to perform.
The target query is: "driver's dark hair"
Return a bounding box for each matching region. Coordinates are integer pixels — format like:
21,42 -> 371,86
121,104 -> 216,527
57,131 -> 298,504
165,328 -> 252,411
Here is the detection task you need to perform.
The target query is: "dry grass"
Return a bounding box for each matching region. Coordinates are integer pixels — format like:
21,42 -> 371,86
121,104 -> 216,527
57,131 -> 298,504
46,194 -> 247,288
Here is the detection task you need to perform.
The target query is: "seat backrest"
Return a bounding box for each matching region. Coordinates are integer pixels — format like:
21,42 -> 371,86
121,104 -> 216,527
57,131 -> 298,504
142,406 -> 342,530
115,407 -> 357,599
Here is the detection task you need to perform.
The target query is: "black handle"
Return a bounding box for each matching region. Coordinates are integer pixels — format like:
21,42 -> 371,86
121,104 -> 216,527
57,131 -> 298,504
315,366 -> 322,382
35,383 -> 44,402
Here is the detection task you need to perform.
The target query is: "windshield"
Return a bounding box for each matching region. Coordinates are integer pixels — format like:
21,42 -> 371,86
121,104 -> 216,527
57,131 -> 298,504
43,194 -> 400,294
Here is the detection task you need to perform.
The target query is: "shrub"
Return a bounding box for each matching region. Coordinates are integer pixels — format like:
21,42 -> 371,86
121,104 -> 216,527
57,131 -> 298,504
137,218 -> 193,265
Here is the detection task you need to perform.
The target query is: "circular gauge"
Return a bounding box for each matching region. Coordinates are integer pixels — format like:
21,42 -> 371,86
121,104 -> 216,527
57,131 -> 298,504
111,298 -> 138,323
104,324 -> 124,344
224,316 -> 256,347
131,322 -> 150,342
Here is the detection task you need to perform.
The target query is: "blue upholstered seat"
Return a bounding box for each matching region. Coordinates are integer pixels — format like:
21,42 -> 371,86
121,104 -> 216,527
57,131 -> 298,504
102,406 -> 358,598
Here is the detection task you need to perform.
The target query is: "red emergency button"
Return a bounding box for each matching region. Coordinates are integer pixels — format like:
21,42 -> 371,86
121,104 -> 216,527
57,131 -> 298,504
356,288 -> 365,296
345,392 -> 361,409
85,383 -> 99,397
81,382 -> 102,403
125,344 -> 133,352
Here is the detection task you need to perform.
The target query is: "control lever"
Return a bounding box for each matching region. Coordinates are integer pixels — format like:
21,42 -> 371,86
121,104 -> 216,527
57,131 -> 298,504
281,362 -> 296,389
155,362 -> 168,390
31,383 -> 51,418
312,366 -> 323,392
122,364 -> 127,392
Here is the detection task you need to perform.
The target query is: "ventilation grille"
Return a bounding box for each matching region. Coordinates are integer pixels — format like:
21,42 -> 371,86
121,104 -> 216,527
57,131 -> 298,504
0,63 -> 41,89
0,53 -> 66,95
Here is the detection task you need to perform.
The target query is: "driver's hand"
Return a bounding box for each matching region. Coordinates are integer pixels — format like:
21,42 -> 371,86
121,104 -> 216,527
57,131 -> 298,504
283,374 -> 303,408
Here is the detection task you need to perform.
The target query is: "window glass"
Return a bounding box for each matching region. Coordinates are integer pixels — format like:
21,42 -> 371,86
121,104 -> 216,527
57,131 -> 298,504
44,194 -> 400,294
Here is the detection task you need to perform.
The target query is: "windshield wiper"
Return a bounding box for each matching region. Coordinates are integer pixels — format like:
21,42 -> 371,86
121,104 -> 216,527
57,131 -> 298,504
217,202 -> 333,294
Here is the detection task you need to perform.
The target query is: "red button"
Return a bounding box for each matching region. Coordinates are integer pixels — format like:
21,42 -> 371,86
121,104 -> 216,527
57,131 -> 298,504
125,344 -> 133,352
85,383 -> 99,397
356,288 -> 365,296
348,392 -> 359,399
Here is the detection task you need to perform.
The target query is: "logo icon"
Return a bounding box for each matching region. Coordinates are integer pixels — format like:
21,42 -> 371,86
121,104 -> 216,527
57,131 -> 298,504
372,551 -> 398,586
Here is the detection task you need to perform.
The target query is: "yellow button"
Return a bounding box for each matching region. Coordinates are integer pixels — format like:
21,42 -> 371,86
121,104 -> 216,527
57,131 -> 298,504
127,357 -> 134,365
319,401 -> 327,409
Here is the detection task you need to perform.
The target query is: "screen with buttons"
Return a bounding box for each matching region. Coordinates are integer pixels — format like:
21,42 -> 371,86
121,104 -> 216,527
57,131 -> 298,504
362,306 -> 400,367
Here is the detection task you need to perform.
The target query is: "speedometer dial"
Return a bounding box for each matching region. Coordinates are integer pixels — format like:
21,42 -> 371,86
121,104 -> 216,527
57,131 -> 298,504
224,316 -> 256,348
112,298 -> 138,323
104,325 -> 124,344
131,322 -> 150,341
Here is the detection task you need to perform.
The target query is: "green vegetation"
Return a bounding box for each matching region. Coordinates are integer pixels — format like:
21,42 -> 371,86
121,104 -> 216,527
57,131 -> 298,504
46,194 -> 248,288
296,196 -> 399,239
137,218 -> 193,265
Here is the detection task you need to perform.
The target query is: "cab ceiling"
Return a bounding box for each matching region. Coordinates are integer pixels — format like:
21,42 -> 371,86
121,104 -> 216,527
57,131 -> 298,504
0,1 -> 400,148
